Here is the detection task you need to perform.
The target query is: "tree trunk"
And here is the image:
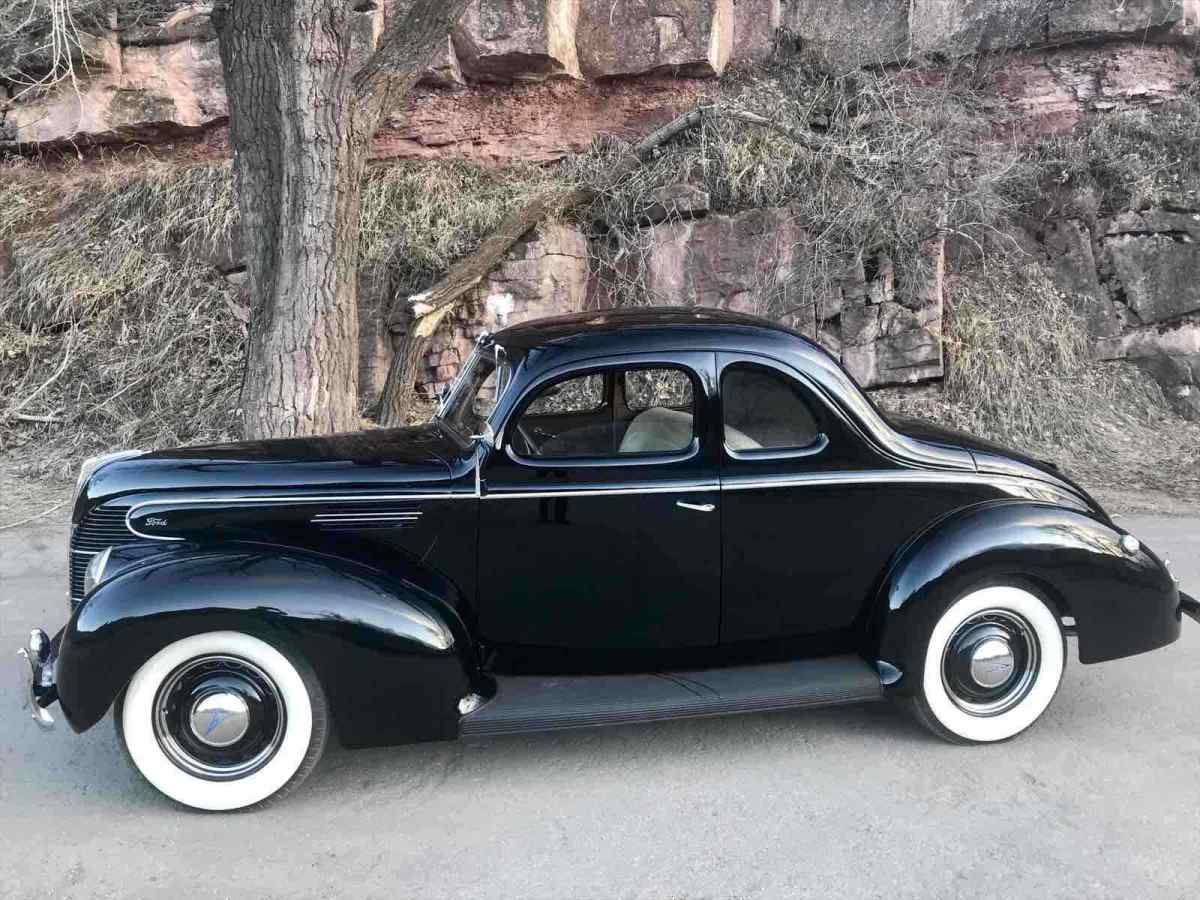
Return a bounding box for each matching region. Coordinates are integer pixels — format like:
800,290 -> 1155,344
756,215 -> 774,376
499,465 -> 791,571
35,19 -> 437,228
215,0 -> 474,439
216,0 -> 370,438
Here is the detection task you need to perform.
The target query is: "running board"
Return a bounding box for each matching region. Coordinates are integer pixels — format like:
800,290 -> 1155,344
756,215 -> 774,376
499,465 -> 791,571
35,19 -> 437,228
460,655 -> 883,738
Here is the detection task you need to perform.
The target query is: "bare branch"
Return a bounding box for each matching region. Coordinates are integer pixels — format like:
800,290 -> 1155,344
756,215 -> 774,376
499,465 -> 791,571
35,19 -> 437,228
3,327 -> 73,422
352,0 -> 473,116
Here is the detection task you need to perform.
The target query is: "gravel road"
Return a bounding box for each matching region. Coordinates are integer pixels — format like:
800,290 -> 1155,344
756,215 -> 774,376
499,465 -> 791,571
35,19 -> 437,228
2,514 -> 1197,899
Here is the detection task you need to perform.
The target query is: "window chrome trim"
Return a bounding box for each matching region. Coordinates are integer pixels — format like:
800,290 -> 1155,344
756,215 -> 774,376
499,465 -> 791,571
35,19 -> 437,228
483,480 -> 720,500
504,436 -> 700,470
724,432 -> 829,462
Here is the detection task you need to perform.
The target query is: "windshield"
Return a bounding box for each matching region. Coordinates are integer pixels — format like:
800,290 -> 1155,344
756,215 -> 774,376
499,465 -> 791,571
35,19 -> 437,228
436,342 -> 510,438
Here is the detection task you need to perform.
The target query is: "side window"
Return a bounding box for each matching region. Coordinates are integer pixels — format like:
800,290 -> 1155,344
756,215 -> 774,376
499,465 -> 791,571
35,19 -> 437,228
624,369 -> 693,411
721,364 -> 821,452
524,373 -> 604,416
513,366 -> 696,459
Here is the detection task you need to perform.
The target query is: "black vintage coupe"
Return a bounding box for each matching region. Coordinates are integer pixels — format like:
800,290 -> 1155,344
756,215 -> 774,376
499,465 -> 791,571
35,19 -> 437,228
20,308 -> 1197,810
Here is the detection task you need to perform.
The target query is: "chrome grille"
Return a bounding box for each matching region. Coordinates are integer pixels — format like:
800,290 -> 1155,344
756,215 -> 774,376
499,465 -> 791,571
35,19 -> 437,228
69,504 -> 141,606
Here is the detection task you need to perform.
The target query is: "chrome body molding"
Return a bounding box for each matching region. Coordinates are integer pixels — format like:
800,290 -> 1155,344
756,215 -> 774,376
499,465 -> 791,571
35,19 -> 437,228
116,467 -> 1084,541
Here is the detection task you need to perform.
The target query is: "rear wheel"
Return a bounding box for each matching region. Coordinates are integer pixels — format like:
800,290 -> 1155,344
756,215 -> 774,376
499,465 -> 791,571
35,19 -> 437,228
115,631 -> 327,811
906,585 -> 1066,743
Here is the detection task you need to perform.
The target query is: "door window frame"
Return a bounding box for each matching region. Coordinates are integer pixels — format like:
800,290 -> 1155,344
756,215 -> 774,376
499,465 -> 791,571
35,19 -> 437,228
717,354 -> 831,462
497,355 -> 709,470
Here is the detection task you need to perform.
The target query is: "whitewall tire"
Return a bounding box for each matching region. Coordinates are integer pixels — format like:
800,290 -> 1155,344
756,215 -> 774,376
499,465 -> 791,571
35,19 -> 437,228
115,631 -> 328,811
908,585 -> 1066,743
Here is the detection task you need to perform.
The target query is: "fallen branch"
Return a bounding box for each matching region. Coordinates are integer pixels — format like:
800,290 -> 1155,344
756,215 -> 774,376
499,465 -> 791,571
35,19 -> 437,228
377,105 -> 843,426
0,499 -> 68,531
3,328 -> 74,423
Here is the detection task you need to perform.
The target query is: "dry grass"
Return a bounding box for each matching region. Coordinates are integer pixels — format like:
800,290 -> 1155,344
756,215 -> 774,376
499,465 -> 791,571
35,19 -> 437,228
874,261 -> 1200,496
564,60 -> 1022,322
1015,85 -> 1200,218
0,159 -> 243,477
359,159 -> 562,298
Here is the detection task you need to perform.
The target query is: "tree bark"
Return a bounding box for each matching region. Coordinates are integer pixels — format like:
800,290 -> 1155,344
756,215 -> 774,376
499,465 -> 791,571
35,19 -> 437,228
377,108 -> 708,427
215,0 -> 473,439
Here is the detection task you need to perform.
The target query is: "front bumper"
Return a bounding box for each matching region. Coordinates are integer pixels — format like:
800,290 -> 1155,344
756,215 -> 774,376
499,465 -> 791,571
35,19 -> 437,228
17,628 -> 58,729
1181,592 -> 1200,625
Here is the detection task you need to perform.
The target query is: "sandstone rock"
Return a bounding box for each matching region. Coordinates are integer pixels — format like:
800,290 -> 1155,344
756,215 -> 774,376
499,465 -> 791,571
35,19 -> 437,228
376,77 -> 714,164
418,223 -> 589,392
1048,0 -> 1197,42
989,42 -> 1195,138
839,236 -> 944,387
118,1 -> 216,45
1105,208 -> 1200,241
841,300 -> 943,387
421,37 -> 466,87
1102,232 -> 1200,324
576,0 -> 734,78
1042,219 -> 1123,339
732,0 -> 780,63
910,0 -> 1045,56
452,0 -> 582,82
638,207 -> 806,311
781,0 -> 909,68
1096,318 -> 1200,420
5,32 -> 225,145
637,183 -> 710,224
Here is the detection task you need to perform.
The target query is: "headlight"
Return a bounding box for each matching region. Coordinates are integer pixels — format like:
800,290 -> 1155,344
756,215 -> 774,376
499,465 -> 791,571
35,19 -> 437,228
72,449 -> 144,511
83,546 -> 113,596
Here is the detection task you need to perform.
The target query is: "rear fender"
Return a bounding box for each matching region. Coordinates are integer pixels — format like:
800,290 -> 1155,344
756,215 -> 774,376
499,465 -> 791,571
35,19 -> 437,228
57,544 -> 482,747
870,501 -> 1180,692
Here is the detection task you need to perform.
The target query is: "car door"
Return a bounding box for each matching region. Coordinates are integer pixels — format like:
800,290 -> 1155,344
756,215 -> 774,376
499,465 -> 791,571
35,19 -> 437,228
717,352 -> 878,644
716,352 -> 984,645
477,352 -> 721,651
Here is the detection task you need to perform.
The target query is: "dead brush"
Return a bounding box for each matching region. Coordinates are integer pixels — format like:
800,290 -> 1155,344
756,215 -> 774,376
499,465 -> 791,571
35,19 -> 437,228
0,160 -> 243,477
564,60 -> 1022,321
875,261 -> 1200,492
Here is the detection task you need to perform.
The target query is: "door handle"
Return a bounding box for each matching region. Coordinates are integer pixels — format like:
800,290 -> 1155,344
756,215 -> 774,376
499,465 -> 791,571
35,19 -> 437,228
676,501 -> 716,513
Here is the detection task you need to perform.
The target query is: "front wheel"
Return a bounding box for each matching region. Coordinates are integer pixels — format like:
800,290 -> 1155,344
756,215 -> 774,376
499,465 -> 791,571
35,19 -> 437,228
906,585 -> 1066,744
115,631 -> 328,811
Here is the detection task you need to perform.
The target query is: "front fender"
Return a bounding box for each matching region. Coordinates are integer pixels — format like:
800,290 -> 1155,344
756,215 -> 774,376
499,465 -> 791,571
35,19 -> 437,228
56,544 -> 483,747
871,501 -> 1180,692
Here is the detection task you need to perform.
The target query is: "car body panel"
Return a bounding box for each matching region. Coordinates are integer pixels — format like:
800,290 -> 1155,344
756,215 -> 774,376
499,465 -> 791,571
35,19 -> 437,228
37,307 -> 1184,749
872,501 -> 1181,681
56,544 -> 480,746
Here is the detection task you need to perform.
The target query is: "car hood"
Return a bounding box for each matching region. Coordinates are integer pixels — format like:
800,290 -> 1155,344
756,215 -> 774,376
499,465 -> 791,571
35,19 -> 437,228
78,422 -> 463,515
884,414 -> 1105,515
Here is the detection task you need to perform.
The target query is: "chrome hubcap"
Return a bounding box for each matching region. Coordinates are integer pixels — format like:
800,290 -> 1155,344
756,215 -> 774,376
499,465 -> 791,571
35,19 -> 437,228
189,691 -> 251,748
942,609 -> 1040,717
153,655 -> 285,780
969,637 -> 1016,689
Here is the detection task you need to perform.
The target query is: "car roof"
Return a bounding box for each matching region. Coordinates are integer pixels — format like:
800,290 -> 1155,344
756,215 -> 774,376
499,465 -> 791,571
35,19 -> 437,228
491,306 -> 813,353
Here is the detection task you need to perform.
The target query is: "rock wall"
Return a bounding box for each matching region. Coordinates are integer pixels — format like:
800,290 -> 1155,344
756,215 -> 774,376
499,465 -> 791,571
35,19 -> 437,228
417,203 -> 945,391
3,0 -> 1199,414
417,223 -> 590,396
4,0 -> 1197,157
1043,209 -> 1200,419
